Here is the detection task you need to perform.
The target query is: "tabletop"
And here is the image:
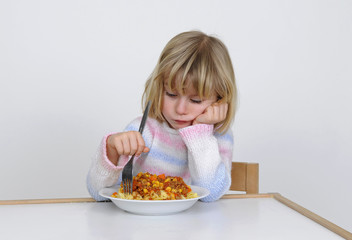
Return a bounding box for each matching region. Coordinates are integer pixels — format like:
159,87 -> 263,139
0,193 -> 351,240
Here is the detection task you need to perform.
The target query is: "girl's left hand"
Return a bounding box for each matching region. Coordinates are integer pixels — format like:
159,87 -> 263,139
193,102 -> 228,126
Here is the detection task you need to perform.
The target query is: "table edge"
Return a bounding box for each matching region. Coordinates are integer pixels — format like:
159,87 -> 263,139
0,197 -> 97,205
0,193 -> 272,205
271,193 -> 352,240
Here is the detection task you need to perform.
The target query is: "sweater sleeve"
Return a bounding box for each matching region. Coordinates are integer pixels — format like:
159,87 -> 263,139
178,124 -> 234,202
86,133 -> 124,201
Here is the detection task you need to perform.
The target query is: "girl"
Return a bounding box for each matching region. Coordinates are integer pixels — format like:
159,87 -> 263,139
87,30 -> 237,202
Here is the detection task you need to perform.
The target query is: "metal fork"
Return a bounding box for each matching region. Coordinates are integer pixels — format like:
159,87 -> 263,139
121,100 -> 151,195
121,154 -> 134,195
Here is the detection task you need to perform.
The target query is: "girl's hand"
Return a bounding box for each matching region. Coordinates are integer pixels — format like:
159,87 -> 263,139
106,131 -> 149,166
193,102 -> 228,126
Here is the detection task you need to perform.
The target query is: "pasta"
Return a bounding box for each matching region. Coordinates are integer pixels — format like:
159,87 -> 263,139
111,172 -> 198,200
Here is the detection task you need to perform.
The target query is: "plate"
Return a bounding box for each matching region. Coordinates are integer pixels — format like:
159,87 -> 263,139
98,185 -> 210,215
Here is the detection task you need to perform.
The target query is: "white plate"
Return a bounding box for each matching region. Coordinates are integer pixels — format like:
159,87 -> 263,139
99,185 -> 210,215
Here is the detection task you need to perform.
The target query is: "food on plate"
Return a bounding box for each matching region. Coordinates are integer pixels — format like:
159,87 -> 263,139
111,172 -> 198,200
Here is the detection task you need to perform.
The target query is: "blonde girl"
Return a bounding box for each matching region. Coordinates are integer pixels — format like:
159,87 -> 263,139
87,30 -> 237,202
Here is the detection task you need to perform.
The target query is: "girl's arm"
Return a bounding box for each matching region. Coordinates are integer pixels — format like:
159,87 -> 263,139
86,134 -> 125,201
179,124 -> 233,202
86,117 -> 150,201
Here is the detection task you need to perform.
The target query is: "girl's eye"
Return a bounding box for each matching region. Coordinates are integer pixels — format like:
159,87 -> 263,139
166,91 -> 177,97
191,99 -> 202,104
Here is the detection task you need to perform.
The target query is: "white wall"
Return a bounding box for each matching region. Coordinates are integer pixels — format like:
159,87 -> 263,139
1,0 -> 351,232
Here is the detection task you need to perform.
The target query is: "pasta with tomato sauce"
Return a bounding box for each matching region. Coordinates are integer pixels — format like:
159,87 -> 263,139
111,172 -> 198,200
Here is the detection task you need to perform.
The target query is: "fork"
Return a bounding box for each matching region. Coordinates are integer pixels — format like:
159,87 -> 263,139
121,154 -> 135,195
121,100 -> 151,195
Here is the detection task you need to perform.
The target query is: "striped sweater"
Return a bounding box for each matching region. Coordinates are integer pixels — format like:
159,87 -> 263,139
86,117 -> 234,202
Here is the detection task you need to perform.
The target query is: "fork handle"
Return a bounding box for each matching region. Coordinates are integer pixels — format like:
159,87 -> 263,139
126,155 -> 134,165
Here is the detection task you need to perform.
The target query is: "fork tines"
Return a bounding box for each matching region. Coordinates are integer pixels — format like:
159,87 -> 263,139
123,178 -> 132,195
122,157 -> 134,195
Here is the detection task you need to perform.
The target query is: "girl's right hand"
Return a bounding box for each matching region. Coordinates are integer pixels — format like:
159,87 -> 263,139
106,131 -> 149,166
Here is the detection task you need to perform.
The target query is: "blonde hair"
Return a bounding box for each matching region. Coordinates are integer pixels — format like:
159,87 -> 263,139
142,31 -> 238,133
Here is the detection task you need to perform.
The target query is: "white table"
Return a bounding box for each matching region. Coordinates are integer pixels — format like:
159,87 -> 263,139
0,194 -> 350,240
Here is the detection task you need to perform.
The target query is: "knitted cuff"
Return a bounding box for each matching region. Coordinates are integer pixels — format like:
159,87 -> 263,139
178,124 -> 214,140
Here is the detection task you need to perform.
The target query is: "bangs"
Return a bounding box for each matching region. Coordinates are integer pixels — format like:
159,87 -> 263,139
163,49 -> 221,100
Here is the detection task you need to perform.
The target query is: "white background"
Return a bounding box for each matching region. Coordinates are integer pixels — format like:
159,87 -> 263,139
1,0 -> 351,233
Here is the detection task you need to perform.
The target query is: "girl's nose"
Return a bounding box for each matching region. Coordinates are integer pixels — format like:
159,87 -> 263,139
175,98 -> 188,115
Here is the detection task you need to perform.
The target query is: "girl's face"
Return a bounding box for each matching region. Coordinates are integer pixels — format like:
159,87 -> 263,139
162,82 -> 217,129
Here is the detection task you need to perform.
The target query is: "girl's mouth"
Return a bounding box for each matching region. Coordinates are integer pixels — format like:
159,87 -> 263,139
174,120 -> 190,125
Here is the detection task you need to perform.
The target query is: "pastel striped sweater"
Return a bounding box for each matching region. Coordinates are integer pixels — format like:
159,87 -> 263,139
86,117 -> 234,202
